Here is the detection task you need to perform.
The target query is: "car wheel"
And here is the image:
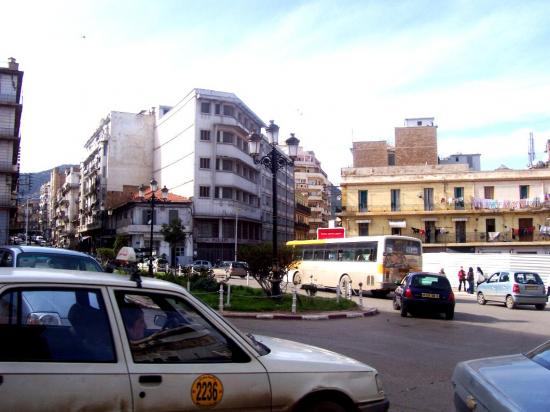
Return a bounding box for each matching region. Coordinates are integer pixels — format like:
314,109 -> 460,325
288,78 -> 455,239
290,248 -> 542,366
392,297 -> 400,310
505,295 -> 516,309
338,274 -> 353,295
535,303 -> 546,311
445,310 -> 454,320
477,292 -> 486,305
304,399 -> 347,412
400,302 -> 408,317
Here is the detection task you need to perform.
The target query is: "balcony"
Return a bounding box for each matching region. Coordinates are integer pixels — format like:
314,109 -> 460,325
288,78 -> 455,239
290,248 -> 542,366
408,231 -> 549,245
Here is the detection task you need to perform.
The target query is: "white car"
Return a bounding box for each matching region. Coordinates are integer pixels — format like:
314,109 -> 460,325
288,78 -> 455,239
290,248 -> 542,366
0,268 -> 388,411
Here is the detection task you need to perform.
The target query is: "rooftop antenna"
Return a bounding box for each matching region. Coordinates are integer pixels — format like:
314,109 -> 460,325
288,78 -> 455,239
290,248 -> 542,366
528,132 -> 535,168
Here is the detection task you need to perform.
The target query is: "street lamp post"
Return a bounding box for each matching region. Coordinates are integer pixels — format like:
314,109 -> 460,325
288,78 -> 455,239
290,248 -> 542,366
248,120 -> 300,296
139,179 -> 169,276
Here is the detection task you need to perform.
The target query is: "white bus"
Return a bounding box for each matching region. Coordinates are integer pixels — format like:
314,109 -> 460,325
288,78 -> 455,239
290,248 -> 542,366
286,236 -> 423,297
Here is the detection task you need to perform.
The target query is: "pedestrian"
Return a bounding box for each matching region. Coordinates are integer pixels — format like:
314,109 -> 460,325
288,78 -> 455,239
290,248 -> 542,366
439,268 -> 446,277
467,267 -> 475,294
458,266 -> 467,292
476,267 -> 485,290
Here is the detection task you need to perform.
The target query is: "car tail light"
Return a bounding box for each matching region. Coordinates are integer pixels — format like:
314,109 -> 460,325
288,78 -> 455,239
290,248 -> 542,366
448,291 -> 455,302
512,283 -> 520,293
405,288 -> 413,298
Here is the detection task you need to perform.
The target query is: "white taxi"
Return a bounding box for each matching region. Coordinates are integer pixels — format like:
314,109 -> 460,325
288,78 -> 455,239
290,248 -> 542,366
0,268 -> 388,412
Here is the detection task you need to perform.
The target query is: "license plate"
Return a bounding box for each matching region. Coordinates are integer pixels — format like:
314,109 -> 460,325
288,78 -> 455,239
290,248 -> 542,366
525,285 -> 539,290
421,293 -> 439,298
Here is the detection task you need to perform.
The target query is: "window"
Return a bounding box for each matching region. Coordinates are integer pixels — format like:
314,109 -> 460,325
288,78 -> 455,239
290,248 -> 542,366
454,187 -> 464,209
388,153 -> 395,166
142,210 -> 157,225
222,159 -> 233,171
199,158 -> 210,169
484,186 -> 494,200
358,222 -> 369,236
423,188 -> 434,211
115,291 -> 248,364
168,209 -> 179,224
214,103 -> 220,115
520,185 -> 529,199
485,218 -> 495,234
222,187 -> 233,199
358,190 -> 368,212
0,288 -> 115,362
391,189 -> 400,212
222,131 -> 234,144
222,105 -> 234,116
200,130 -> 211,141
199,186 -> 210,198
200,102 -> 210,114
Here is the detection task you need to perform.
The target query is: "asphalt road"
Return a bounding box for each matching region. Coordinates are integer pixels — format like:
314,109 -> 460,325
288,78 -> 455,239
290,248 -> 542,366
230,290 -> 549,412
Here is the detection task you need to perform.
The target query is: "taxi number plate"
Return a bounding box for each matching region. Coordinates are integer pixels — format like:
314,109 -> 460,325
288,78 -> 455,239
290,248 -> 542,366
421,293 -> 439,298
191,374 -> 224,407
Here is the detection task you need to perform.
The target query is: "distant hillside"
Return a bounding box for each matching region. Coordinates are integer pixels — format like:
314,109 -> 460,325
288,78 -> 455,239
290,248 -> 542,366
19,164 -> 78,200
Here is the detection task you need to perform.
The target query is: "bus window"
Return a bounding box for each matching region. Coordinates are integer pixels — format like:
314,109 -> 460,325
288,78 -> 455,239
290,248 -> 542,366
313,249 -> 325,261
341,249 -> 354,261
303,249 -> 314,261
326,249 -> 338,261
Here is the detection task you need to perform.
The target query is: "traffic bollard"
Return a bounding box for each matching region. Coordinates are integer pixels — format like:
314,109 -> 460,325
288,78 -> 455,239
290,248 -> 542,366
187,276 -> 190,291
291,284 -> 297,314
336,285 -> 340,303
218,284 -> 224,312
178,265 -> 182,276
226,283 -> 231,307
359,282 -> 363,308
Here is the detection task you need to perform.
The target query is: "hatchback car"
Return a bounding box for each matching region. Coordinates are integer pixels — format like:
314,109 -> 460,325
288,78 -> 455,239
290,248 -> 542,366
477,270 -> 547,310
189,260 -> 213,271
213,261 -> 248,279
0,245 -> 103,272
452,340 -> 550,412
393,272 -> 455,320
0,269 -> 388,411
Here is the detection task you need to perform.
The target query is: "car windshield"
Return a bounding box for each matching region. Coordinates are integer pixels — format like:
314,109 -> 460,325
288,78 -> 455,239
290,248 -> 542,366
514,272 -> 543,285
16,252 -> 103,272
411,275 -> 450,290
232,262 -> 245,268
525,341 -> 550,371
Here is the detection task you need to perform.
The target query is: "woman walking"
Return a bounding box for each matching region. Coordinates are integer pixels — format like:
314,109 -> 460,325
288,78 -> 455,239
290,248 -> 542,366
467,267 -> 475,294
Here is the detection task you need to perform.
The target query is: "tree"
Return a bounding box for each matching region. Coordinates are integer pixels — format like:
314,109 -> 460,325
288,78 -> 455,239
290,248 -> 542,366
161,217 -> 186,266
113,235 -> 129,256
238,243 -> 296,297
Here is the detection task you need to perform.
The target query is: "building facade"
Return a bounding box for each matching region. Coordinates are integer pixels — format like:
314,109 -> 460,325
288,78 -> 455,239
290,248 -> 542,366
154,89 -> 294,262
293,148 -> 330,239
79,111 -> 155,249
339,164 -> 550,253
38,182 -> 51,241
53,167 -> 81,248
0,58 -> 23,244
294,192 -> 311,240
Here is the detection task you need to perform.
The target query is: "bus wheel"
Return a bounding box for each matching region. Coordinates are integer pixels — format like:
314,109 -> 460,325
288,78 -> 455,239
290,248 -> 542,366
292,272 -> 302,285
339,274 -> 353,296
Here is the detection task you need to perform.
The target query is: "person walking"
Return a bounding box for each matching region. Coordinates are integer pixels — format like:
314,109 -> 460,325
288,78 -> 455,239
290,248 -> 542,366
476,267 -> 485,291
458,266 -> 467,292
467,267 -> 475,294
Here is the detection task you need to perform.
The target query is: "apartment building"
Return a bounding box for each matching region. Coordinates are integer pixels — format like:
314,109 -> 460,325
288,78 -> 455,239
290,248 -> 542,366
294,192 -> 311,240
53,167 -> 81,248
293,148 -> 330,239
154,89 -> 294,262
340,161 -> 550,253
79,111 -> 155,249
0,58 -> 23,244
38,182 -> 50,240
48,167 -> 66,245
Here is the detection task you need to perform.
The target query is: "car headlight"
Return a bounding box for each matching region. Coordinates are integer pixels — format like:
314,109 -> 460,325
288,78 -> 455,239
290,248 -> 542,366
375,374 -> 384,394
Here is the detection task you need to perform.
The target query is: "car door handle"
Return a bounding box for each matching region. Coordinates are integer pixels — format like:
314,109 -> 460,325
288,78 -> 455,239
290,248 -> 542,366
139,375 -> 162,384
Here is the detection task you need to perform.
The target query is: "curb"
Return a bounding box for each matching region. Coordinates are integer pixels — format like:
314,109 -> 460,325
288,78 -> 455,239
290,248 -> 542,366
219,307 -> 379,320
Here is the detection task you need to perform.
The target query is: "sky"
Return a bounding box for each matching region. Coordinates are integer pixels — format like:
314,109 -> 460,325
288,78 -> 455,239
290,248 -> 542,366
2,0 -> 550,185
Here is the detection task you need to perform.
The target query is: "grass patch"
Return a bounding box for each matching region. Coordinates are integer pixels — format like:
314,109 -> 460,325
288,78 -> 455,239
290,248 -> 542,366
192,285 -> 358,313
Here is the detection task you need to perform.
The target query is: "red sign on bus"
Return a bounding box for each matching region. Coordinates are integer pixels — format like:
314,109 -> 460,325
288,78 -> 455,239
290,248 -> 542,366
317,228 -> 345,239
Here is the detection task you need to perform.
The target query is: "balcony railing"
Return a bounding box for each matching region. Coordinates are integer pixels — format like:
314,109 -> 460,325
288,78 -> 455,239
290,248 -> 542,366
408,231 -> 548,244
340,198 -> 550,214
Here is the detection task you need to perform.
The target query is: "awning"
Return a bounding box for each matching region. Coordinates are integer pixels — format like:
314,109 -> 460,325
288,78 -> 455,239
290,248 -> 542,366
357,219 -> 371,223
452,218 -> 468,222
389,220 -> 406,228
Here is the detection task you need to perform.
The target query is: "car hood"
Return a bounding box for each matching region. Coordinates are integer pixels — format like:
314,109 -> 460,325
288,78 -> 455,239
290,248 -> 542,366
453,354 -> 550,412
253,335 -> 375,373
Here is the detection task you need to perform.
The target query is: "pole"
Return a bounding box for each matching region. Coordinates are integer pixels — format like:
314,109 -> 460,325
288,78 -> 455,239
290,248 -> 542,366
271,146 -> 281,297
25,198 -> 29,245
149,192 -> 155,276
234,209 -> 238,262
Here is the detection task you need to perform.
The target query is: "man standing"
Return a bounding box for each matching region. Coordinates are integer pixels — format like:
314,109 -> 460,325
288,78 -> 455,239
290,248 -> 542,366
458,266 -> 467,292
